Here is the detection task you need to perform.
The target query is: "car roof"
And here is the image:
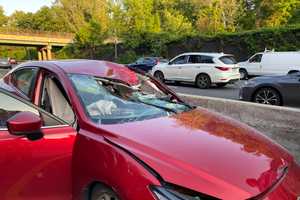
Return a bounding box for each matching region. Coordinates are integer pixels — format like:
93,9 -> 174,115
18,59 -> 140,85
178,52 -> 233,58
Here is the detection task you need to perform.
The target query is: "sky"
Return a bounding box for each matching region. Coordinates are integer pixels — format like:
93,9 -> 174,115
0,0 -> 54,16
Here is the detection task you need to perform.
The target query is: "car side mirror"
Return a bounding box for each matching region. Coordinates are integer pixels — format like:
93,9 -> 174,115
7,111 -> 43,140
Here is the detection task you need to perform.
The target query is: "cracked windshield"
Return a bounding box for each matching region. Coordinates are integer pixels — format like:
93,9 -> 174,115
70,72 -> 191,124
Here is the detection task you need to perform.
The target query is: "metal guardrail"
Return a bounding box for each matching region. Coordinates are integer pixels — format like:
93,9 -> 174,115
0,28 -> 74,39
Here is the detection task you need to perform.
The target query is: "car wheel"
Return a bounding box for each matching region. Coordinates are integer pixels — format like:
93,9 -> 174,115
216,83 -> 227,88
239,69 -> 248,80
195,74 -> 211,89
154,71 -> 165,82
91,184 -> 119,200
253,88 -> 282,106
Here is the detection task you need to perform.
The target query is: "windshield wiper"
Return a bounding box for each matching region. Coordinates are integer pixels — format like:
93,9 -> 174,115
157,94 -> 195,110
130,98 -> 178,114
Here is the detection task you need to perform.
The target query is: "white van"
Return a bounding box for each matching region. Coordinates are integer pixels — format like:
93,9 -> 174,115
238,51 -> 300,79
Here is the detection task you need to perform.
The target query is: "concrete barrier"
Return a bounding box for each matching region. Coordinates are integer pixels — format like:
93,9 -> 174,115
179,93 -> 300,163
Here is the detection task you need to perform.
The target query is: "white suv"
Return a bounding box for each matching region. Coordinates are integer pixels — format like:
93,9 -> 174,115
152,53 -> 240,89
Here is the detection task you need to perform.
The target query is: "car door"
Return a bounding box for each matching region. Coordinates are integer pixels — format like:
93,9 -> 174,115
176,54 -> 200,81
164,55 -> 189,80
246,54 -> 263,75
141,58 -> 155,72
133,58 -> 147,71
0,90 -> 76,200
179,55 -> 215,81
278,73 -> 300,106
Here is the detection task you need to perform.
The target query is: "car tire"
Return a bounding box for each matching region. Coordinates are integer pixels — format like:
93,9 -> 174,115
195,74 -> 211,89
239,69 -> 248,80
253,87 -> 282,106
91,184 -> 120,200
154,71 -> 165,82
216,83 -> 227,88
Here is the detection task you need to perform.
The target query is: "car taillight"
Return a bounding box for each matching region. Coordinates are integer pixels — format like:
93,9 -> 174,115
215,66 -> 230,71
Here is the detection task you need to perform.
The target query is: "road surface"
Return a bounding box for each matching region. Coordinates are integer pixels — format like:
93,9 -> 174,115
167,81 -> 243,100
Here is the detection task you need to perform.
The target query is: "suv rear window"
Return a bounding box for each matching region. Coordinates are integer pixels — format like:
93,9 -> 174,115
219,56 -> 237,64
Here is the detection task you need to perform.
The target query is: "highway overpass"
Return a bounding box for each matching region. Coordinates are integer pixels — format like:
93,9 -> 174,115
0,28 -> 74,60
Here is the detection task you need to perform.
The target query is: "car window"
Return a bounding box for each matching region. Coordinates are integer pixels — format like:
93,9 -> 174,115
249,54 -> 262,63
13,68 -> 38,97
200,56 -> 214,64
40,76 -> 75,124
136,58 -> 144,64
188,55 -> 202,64
144,58 -> 155,64
0,91 -> 64,128
219,56 -> 237,64
171,56 -> 188,65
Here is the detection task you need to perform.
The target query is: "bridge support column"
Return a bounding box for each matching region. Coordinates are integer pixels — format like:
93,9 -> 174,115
46,45 -> 52,60
38,45 -> 52,60
42,48 -> 47,60
38,51 -> 42,61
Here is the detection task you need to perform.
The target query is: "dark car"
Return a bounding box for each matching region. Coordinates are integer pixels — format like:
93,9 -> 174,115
127,57 -> 168,72
0,58 -> 12,69
239,71 -> 300,106
0,58 -> 18,69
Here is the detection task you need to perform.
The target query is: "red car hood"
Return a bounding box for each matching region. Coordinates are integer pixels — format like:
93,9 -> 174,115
102,108 -> 292,199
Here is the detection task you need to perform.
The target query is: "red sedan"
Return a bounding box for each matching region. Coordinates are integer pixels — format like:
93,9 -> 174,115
0,60 -> 299,200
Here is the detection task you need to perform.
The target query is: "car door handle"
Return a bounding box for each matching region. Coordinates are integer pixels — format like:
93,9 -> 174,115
178,67 -> 182,69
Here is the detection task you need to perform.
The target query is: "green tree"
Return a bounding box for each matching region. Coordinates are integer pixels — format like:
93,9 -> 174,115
157,0 -> 201,26
32,6 -> 71,32
239,0 -> 300,29
289,7 -> 300,24
257,0 -> 299,27
73,19 -> 107,58
7,6 -> 70,32
0,6 -> 7,26
55,0 -> 110,33
196,0 -> 242,34
161,9 -> 193,38
8,11 -> 35,29
122,0 -> 161,34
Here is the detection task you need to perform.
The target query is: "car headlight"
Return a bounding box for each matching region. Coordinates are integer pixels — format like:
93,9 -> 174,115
151,184 -> 219,200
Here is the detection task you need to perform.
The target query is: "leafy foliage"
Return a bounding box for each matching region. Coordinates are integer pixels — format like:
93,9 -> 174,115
0,6 -> 7,26
0,0 -> 299,61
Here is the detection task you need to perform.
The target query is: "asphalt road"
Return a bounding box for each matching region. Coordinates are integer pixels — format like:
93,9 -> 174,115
167,81 -> 244,100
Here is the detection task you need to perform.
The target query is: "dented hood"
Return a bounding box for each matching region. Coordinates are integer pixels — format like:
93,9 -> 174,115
102,108 -> 292,199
